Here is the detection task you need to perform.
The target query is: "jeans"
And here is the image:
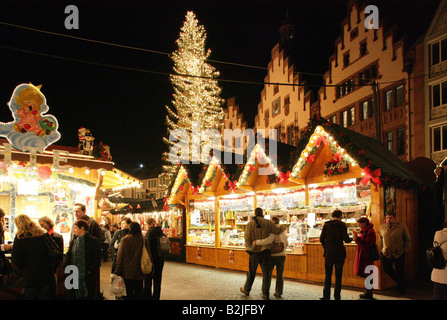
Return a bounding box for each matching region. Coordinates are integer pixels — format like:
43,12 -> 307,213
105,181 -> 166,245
243,250 -> 272,296
433,282 -> 447,300
144,259 -> 165,300
24,284 -> 54,300
381,254 -> 407,292
124,279 -> 144,300
323,260 -> 345,299
271,255 -> 286,295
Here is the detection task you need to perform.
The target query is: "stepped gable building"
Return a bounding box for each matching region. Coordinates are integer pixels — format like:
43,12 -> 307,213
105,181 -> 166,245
245,0 -> 439,164
425,0 -> 447,164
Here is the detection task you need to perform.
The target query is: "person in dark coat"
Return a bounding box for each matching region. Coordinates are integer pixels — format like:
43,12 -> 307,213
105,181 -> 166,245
319,209 -> 352,300
64,219 -> 101,300
38,216 -> 64,270
110,217 -> 131,274
144,218 -> 165,300
38,216 -> 64,298
115,222 -> 151,300
0,208 -> 13,288
71,203 -> 101,241
11,214 -> 55,300
353,217 -> 376,299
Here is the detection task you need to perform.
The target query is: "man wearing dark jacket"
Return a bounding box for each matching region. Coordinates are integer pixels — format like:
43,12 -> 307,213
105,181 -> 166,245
144,218 -> 165,300
64,219 -> 101,300
319,209 -> 352,300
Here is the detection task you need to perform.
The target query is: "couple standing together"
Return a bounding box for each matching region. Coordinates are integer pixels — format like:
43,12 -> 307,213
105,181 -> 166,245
240,207 -> 288,300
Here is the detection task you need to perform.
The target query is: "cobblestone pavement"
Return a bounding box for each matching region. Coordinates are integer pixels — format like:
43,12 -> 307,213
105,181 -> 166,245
100,260 -> 433,301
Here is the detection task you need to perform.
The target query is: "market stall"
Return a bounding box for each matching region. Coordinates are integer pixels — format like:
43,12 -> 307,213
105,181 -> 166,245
104,196 -> 184,260
173,117 -> 423,290
287,117 -> 423,289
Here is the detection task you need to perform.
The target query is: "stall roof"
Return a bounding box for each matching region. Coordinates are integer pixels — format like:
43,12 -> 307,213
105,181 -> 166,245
110,198 -> 164,214
0,138 -> 114,171
292,117 -> 423,185
101,167 -> 143,190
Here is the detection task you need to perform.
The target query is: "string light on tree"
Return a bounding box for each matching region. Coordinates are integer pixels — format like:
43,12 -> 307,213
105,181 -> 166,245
161,11 -> 225,192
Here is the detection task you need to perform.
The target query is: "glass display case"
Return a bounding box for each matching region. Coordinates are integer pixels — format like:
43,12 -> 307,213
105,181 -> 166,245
306,178 -> 371,241
219,194 -> 254,248
256,188 -> 308,253
187,198 -> 216,246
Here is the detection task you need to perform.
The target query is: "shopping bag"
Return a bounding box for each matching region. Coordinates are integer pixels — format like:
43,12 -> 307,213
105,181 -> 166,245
110,274 -> 126,297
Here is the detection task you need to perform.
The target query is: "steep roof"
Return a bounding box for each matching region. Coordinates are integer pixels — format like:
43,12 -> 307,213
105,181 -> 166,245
292,116 -> 423,185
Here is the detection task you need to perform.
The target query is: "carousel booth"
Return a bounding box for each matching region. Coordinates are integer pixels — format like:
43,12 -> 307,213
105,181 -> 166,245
171,117 -> 423,291
0,83 -> 138,299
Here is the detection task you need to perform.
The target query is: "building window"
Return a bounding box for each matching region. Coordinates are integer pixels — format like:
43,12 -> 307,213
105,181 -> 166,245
385,89 -> 393,111
343,52 -> 350,67
431,81 -> 447,108
431,39 -> 447,66
349,107 -> 355,125
432,124 -> 447,152
361,100 -> 369,121
275,125 -> 282,142
273,84 -> 279,95
396,84 -> 404,107
336,78 -> 354,99
287,125 -> 294,145
397,128 -> 405,156
331,115 -> 337,124
342,110 -> 348,127
360,41 -> 367,57
386,131 -> 394,153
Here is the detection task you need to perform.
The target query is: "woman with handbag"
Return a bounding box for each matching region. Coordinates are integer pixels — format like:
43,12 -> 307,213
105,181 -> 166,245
115,222 -> 152,300
11,214 -> 55,299
0,208 -> 13,288
353,217 -> 377,299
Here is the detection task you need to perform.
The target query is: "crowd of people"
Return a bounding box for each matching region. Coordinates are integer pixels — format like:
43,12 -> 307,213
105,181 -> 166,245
0,204 -> 166,300
240,207 -> 447,300
0,204 -> 446,300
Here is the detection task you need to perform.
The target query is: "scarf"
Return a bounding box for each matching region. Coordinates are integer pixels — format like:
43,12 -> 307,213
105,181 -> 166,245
73,234 -> 88,299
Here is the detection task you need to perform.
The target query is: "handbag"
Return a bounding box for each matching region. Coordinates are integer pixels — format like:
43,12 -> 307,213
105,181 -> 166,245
43,233 -> 61,261
0,256 -> 13,276
141,239 -> 152,274
367,243 -> 380,261
426,241 -> 446,269
271,241 -> 285,253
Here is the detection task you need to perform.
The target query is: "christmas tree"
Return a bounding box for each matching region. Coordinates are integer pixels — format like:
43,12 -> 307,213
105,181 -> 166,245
161,11 -> 225,192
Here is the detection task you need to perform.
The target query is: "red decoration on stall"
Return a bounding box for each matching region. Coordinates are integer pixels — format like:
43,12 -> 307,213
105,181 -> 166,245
191,185 -> 199,196
205,180 -> 212,187
360,166 -> 382,186
305,154 -> 315,163
279,171 -> 290,184
248,164 -> 255,172
227,180 -> 236,192
315,135 -> 328,147
331,152 -> 342,163
37,165 -> 52,181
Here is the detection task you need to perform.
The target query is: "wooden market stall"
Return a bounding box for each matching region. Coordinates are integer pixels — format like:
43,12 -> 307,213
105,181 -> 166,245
171,117 -> 423,291
287,117 -> 423,289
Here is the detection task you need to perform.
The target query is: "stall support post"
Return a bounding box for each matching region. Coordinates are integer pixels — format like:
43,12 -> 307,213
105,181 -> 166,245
215,196 -> 220,248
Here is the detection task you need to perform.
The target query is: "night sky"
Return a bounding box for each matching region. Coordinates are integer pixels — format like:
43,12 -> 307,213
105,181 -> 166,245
0,0 -> 439,175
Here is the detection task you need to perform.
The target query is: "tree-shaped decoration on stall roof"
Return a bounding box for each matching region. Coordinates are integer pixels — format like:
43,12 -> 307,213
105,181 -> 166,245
160,11 -> 225,192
